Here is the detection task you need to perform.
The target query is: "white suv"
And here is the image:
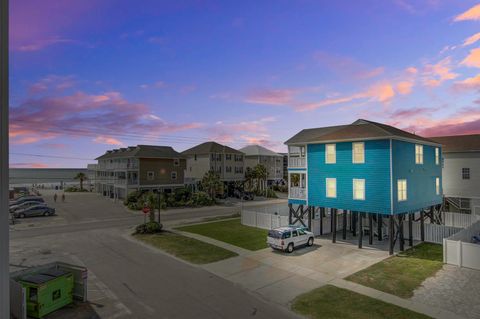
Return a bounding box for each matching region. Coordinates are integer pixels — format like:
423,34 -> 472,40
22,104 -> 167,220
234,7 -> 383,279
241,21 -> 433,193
267,226 -> 314,253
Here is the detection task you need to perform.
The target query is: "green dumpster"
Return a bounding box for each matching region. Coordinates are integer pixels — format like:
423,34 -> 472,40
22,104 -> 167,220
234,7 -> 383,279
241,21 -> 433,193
18,268 -> 74,318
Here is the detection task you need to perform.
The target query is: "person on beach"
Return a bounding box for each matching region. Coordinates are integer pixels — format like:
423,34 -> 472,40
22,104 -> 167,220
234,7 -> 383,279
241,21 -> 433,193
54,193 -> 58,202
62,193 -> 65,203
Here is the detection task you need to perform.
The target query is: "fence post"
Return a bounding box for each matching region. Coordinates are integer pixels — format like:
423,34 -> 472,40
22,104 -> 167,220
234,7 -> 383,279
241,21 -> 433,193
443,238 -> 446,263
457,240 -> 462,267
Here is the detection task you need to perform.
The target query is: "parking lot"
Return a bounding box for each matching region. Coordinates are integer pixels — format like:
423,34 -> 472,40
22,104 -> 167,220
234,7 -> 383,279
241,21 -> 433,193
10,191 -> 297,319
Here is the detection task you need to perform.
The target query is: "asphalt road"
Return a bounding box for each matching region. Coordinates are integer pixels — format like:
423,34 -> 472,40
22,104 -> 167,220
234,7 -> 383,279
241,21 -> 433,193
10,191 -> 296,319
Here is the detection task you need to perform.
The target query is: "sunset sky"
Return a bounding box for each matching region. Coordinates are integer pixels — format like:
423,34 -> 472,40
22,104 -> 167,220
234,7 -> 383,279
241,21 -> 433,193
9,0 -> 480,168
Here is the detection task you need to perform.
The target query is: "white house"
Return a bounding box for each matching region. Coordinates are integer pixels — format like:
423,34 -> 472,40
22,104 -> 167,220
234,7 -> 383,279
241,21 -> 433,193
432,134 -> 480,215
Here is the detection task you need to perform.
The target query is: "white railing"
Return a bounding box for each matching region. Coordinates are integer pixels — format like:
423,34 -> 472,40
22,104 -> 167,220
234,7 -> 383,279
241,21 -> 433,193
289,187 -> 306,199
288,157 -> 306,168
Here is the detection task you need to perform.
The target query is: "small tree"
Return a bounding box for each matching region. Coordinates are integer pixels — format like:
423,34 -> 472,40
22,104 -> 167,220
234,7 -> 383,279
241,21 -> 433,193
74,172 -> 87,191
201,170 -> 222,200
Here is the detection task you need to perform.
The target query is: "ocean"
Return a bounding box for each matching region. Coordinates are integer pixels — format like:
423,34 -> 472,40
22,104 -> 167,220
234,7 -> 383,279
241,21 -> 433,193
9,168 -> 89,187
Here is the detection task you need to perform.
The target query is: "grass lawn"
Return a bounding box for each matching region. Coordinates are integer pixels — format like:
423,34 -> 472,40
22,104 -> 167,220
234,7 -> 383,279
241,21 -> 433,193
176,218 -> 269,251
346,243 -> 443,298
134,231 -> 238,264
292,285 -> 431,319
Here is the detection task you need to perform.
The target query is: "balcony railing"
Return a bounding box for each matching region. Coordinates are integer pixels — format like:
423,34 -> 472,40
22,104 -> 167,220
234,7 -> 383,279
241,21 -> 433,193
289,187 -> 306,199
288,157 -> 306,168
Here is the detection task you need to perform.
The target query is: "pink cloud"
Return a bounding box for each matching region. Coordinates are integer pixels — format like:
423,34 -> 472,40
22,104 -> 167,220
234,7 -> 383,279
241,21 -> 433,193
10,1 -> 99,52
245,89 -> 297,106
387,106 -> 480,137
29,75 -> 76,94
207,117 -> 278,147
454,74 -> 480,91
10,163 -> 50,168
312,51 -> 384,80
461,48 -> 480,68
422,57 -> 458,87
463,32 -> 480,47
93,136 -> 123,146
10,82 -> 202,145
396,81 -> 414,95
454,4 -> 480,22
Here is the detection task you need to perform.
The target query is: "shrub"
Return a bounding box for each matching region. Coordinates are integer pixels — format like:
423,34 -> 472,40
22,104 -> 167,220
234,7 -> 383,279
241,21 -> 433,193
124,190 -> 142,205
64,186 -> 89,192
191,191 -> 215,206
135,221 -> 163,234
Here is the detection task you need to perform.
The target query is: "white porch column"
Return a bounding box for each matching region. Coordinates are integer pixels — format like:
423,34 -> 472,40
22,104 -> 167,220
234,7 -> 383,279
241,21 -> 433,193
0,0 -> 10,315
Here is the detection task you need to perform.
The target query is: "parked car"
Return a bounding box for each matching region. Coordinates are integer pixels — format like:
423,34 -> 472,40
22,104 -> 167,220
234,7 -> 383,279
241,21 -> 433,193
267,226 -> 314,253
10,201 -> 46,213
233,190 -> 254,200
12,205 -> 55,218
9,196 -> 44,206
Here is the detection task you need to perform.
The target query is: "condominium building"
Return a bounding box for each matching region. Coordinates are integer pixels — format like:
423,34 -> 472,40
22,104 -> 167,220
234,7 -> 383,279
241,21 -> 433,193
239,145 -> 284,185
182,141 -> 245,184
94,145 -> 186,200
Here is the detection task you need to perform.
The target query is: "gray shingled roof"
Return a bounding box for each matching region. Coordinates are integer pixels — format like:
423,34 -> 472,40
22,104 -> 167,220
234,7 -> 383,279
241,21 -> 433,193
239,145 -> 282,157
181,141 -> 243,155
285,119 -> 440,145
96,145 -> 183,160
430,134 -> 480,153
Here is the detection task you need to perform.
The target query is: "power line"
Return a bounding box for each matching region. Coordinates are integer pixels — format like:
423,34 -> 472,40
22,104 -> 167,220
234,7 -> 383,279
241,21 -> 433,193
10,152 -> 95,161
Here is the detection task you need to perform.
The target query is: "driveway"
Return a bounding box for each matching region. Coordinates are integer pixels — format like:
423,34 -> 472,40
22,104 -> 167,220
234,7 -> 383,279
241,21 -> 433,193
10,191 -> 297,319
203,237 -> 390,306
412,265 -> 480,319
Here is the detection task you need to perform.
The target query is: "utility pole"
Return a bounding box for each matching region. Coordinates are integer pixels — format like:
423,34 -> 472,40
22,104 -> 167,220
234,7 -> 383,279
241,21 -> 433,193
0,0 -> 10,316
157,189 -> 161,225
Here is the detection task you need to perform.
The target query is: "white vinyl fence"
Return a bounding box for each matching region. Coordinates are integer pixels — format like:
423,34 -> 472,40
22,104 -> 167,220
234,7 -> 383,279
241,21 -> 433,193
403,221 -> 462,244
440,211 -> 480,228
444,221 -> 480,270
242,208 -> 349,237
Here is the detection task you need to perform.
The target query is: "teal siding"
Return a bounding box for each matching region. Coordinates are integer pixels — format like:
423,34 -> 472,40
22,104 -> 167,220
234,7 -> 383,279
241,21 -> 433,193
307,140 -> 391,214
392,140 -> 442,214
288,199 -> 307,205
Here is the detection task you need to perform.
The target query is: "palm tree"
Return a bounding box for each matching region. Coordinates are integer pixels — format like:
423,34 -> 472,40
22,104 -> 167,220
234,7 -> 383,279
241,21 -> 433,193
74,172 -> 87,191
201,170 -> 222,200
253,164 -> 267,192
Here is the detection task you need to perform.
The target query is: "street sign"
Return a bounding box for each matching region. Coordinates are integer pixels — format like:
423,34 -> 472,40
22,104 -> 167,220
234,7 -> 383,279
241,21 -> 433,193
142,207 -> 150,214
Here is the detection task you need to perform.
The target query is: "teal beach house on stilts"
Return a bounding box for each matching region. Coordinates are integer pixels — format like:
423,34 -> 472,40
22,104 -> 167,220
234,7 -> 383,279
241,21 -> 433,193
285,119 -> 443,254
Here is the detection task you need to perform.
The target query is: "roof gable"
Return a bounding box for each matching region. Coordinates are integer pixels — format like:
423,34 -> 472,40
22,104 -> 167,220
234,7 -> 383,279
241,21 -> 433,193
285,119 -> 439,145
181,141 -> 243,155
239,145 -> 282,157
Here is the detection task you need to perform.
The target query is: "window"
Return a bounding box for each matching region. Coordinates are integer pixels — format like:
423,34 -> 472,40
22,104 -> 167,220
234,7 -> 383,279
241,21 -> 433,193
234,154 -> 243,162
415,144 -> 423,164
289,145 -> 305,158
226,154 -> 232,160
435,177 -> 440,195
435,148 -> 440,165
397,179 -> 407,201
216,154 -> 222,161
326,178 -> 337,198
147,171 -> 154,181
173,158 -> 180,166
462,168 -> 470,180
352,142 -> 365,164
353,179 -> 365,200
226,166 -> 232,173
235,166 -> 244,174
325,144 -> 336,164
29,288 -> 38,302
194,154 -> 197,161
171,171 -> 177,180
292,230 -> 298,237
52,289 -> 61,301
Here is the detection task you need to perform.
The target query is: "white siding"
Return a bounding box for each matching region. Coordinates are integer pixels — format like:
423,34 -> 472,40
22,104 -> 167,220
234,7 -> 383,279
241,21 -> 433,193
442,152 -> 480,199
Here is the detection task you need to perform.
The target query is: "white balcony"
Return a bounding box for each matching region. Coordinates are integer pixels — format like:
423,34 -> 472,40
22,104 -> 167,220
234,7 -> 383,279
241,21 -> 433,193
288,157 -> 306,168
289,187 -> 306,199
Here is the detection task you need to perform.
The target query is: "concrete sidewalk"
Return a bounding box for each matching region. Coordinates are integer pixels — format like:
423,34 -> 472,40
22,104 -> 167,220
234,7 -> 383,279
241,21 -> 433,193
181,234 -> 467,319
